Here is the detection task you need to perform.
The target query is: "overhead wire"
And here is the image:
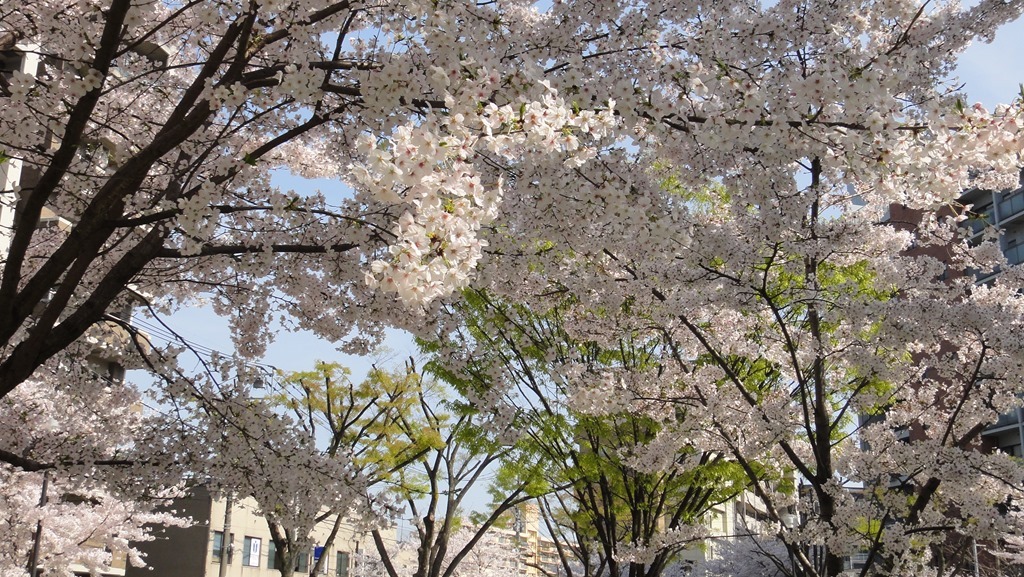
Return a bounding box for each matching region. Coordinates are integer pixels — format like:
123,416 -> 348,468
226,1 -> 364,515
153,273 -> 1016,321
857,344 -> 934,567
115,313 -> 468,532
126,311 -> 357,442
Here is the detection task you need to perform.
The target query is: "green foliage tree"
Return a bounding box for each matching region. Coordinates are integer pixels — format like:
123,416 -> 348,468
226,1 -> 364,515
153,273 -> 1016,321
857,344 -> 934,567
359,363 -> 543,577
259,360 -> 426,577
426,290 -> 752,577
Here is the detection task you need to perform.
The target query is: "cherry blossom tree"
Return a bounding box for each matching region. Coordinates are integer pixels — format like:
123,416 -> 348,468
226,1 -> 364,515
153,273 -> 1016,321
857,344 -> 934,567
425,290 -> 750,577
1,3 -> 407,562
253,361 -> 429,577
688,534 -> 791,577
202,394 -> 368,577
345,0 -> 1024,573
3,1 -> 1024,577
351,526 -> 521,577
440,527 -> 523,577
994,506 -> 1024,577
422,191 -> 1024,575
0,372 -> 187,577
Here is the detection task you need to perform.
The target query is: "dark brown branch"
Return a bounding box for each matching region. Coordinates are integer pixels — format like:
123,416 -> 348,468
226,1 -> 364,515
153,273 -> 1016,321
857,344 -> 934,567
0,0 -> 134,327
259,1 -> 353,47
156,242 -> 359,258
0,448 -> 147,472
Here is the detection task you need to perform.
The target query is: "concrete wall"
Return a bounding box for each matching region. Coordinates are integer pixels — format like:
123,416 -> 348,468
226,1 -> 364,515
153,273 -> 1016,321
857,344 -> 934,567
127,487 -> 214,577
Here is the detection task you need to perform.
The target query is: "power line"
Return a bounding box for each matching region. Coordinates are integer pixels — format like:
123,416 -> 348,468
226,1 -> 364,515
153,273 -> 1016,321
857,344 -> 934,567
118,310 -> 355,443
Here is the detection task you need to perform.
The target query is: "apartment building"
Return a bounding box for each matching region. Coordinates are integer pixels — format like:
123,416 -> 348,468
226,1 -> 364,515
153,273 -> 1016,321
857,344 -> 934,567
675,489 -> 779,573
0,46 -> 41,256
960,185 -> 1024,274
958,184 -> 1024,459
477,504 -> 562,577
127,487 -> 383,577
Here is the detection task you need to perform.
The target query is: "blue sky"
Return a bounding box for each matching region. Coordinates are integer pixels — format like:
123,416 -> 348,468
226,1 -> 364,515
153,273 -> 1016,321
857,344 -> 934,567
143,13 -> 1024,384
953,16 -> 1024,109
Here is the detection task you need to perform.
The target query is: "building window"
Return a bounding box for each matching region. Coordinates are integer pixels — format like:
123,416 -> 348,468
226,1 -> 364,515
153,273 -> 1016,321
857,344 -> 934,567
296,551 -> 309,574
0,50 -> 22,82
1000,189 -> 1024,220
213,531 -> 233,564
268,540 -> 278,570
965,202 -> 994,235
243,536 -> 262,567
1006,232 -> 1024,266
336,552 -> 350,577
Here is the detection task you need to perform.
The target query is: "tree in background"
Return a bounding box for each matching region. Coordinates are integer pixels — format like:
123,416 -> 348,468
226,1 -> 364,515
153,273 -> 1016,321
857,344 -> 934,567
152,362 -> 370,577
246,361 -> 427,577
351,525 -> 522,577
362,364 -> 543,577
250,360 -> 545,577
427,291 -> 752,577
688,534 -> 791,577
444,526 -> 522,577
455,185 -> 1024,577
995,506 -> 1024,577
0,374 -> 186,576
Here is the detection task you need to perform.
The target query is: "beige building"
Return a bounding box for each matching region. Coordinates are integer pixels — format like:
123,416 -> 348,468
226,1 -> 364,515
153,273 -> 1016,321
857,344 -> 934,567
0,46 -> 41,257
128,488 -> 390,577
493,496 -> 773,576
671,490 -> 773,571
482,504 -> 563,577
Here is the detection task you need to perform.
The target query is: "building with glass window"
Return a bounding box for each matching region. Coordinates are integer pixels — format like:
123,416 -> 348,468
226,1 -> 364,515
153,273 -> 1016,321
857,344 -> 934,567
127,487 -> 386,577
476,504 -> 562,577
958,184 -> 1024,459
961,185 -> 1024,274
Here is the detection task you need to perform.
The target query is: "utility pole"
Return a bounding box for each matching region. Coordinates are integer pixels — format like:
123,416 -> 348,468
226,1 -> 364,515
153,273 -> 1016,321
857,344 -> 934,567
513,506 -> 524,575
972,536 -> 980,577
26,471 -> 49,577
219,492 -> 234,577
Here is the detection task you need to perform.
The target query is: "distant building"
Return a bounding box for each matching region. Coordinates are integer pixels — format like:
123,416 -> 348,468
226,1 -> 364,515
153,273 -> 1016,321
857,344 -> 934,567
128,487 -> 387,577
960,184 -> 1024,276
0,46 -> 42,257
475,504 -> 562,577
957,184 -> 1024,458
677,489 -> 775,571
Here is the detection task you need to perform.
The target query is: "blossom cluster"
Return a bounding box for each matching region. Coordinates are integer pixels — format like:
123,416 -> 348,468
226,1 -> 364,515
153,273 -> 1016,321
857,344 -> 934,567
354,71 -> 616,304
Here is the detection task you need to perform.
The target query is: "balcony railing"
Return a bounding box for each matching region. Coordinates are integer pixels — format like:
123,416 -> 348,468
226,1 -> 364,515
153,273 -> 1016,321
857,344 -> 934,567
999,191 -> 1024,221
1005,243 -> 1024,266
